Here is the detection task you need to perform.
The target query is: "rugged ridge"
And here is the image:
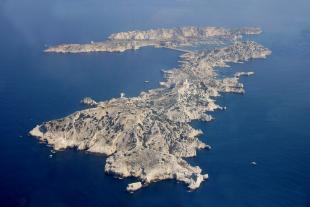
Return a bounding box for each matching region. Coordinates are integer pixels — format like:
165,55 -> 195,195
44,26 -> 261,53
31,26 -> 271,192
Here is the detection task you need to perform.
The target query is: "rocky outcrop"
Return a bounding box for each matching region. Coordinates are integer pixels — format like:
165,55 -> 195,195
80,97 -> 98,107
126,182 -> 143,192
30,27 -> 271,192
45,26 -> 261,53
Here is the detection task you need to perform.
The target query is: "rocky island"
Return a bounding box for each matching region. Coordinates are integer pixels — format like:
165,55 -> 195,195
30,26 -> 271,192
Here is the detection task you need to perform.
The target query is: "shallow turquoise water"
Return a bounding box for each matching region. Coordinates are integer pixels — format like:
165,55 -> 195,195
0,0 -> 310,206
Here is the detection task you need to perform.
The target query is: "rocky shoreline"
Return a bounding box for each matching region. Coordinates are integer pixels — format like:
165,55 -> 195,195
44,26 -> 262,53
30,26 -> 271,192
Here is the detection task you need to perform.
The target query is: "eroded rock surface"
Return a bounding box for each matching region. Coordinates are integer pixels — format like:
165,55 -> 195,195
30,26 -> 271,192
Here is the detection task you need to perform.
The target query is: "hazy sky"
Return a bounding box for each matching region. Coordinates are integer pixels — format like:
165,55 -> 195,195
0,0 -> 309,44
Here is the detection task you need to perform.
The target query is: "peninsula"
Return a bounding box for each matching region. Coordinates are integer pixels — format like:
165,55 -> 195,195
30,26 -> 271,192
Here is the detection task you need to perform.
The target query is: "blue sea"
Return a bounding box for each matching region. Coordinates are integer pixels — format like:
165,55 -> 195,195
0,0 -> 310,206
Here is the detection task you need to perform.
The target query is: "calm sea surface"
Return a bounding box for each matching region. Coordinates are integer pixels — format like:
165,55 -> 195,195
0,0 -> 310,206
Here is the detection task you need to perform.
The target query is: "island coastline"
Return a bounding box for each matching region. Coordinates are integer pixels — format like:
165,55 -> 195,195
30,26 -> 271,192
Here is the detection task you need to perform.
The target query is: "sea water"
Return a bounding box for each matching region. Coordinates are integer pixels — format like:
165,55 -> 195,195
0,0 -> 309,206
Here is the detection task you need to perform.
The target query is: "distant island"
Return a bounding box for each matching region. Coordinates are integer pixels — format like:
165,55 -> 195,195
30,26 -> 271,192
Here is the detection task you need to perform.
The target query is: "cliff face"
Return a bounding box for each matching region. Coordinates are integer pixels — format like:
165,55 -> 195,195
31,27 -> 271,192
